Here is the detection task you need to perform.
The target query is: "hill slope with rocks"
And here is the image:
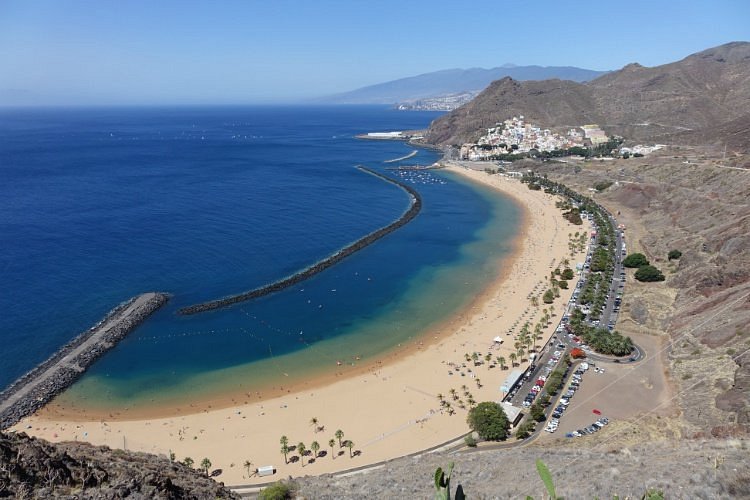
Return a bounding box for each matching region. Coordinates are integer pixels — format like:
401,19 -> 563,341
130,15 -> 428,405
0,431 -> 238,499
425,42 -> 750,152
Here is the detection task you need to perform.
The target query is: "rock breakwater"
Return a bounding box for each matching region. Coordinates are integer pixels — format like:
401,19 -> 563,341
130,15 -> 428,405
178,166 -> 422,315
0,292 -> 169,430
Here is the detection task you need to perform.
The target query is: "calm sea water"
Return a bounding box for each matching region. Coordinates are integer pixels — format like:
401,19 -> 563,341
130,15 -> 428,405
0,106 -> 520,410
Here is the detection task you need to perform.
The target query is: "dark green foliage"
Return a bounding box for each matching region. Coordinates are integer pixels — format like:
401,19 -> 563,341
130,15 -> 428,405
558,280 -> 568,289
515,420 -> 535,439
528,183 -> 542,190
561,268 -> 575,280
668,249 -> 682,260
467,402 -> 510,441
542,289 -> 555,304
259,481 -> 294,500
464,434 -> 477,447
635,265 -> 666,282
530,403 -> 546,422
623,253 -> 650,268
581,328 -> 634,356
593,180 -> 613,191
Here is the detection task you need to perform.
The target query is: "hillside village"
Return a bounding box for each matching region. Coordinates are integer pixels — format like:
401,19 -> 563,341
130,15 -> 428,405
459,116 -> 663,161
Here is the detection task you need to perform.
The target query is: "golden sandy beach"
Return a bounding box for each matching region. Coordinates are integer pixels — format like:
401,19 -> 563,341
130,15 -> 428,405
13,162 -> 587,486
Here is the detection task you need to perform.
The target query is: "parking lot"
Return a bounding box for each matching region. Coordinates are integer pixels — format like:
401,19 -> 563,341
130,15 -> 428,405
536,335 -> 672,442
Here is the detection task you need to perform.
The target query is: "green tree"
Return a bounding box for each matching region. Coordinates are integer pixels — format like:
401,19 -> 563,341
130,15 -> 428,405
335,429 -> 344,448
310,417 -> 319,432
530,402 -> 546,422
297,442 -> 306,466
543,289 -> 555,304
346,440 -> 355,458
244,460 -> 253,477
635,264 -> 666,282
509,352 -> 517,366
200,457 -> 212,476
310,441 -> 320,459
328,438 -> 336,459
668,249 -> 682,260
466,402 -> 510,441
623,252 -> 650,268
183,457 -> 194,468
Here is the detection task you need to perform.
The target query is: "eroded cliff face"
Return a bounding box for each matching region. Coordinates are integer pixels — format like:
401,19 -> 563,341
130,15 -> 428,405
532,151 -> 750,436
0,431 -> 238,499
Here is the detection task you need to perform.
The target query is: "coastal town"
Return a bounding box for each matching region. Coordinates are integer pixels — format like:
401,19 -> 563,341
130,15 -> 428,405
458,116 -> 663,161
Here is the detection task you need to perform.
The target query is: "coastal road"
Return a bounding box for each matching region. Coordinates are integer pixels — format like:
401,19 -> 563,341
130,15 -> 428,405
0,293 -> 159,418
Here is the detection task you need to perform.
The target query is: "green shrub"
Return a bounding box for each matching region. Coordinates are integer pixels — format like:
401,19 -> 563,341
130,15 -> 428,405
668,249 -> 682,260
259,481 -> 294,500
635,264 -> 665,282
464,434 -> 478,447
623,253 -> 650,268
593,180 -> 613,192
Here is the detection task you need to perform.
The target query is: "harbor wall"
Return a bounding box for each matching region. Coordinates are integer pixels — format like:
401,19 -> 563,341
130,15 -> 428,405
0,292 -> 170,430
178,166 -> 422,315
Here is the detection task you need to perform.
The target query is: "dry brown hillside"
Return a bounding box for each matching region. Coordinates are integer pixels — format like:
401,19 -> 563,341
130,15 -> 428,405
425,42 -> 750,152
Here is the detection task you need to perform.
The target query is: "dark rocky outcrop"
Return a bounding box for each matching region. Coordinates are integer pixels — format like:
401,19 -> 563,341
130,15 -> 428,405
0,431 -> 237,499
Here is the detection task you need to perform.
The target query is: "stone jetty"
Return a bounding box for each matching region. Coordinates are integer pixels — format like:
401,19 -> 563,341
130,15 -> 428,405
0,292 -> 169,430
178,166 -> 422,315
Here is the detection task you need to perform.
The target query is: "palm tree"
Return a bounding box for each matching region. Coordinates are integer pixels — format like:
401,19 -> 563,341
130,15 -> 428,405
471,352 -> 479,366
310,441 -> 320,460
484,353 -> 492,366
346,440 -> 354,458
335,429 -> 344,448
464,353 -> 471,363
497,356 -> 506,370
460,384 -> 468,394
517,346 -> 525,362
467,396 -> 476,408
329,438 -> 336,459
475,378 -> 482,389
200,457 -> 212,476
280,436 -> 290,464
509,352 -> 518,367
310,417 -> 319,432
297,442 -> 306,466
244,460 -> 253,478
183,457 -> 194,468
449,388 -> 457,400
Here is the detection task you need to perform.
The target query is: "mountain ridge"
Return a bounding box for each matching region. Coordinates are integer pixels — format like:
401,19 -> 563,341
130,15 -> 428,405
317,65 -> 608,104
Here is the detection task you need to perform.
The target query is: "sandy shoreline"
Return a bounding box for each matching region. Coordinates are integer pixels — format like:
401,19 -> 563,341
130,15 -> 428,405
13,162 -> 584,485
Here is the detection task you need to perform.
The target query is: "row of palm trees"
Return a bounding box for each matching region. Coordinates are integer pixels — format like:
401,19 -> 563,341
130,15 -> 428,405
280,426 -> 356,468
437,384 -> 479,414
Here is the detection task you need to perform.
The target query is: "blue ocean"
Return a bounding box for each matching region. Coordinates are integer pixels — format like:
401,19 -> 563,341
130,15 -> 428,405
0,106 -> 520,411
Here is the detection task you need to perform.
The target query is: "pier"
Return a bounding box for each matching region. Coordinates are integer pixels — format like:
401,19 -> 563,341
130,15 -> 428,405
0,292 -> 170,430
178,166 -> 422,315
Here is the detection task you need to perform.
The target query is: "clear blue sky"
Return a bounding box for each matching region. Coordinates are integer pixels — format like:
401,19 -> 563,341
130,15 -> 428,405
1,0 -> 748,105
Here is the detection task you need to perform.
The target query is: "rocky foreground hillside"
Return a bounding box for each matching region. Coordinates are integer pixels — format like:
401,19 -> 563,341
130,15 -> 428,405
0,431 -> 238,499
425,42 -> 750,152
292,439 -> 748,499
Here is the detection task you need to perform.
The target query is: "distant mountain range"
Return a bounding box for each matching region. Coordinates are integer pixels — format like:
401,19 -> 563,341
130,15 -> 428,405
317,65 -> 608,105
425,42 -> 750,152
